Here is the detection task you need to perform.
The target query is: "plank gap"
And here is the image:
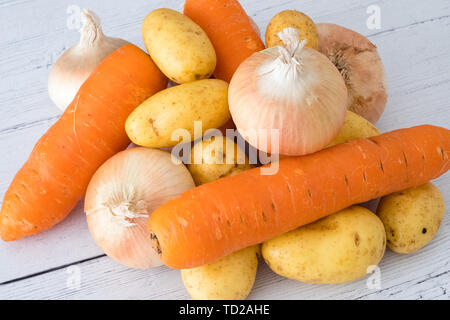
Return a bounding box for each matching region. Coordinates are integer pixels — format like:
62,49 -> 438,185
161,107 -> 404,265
0,254 -> 106,286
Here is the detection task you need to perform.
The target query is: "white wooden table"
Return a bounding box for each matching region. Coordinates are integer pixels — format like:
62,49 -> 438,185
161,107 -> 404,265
0,0 -> 449,300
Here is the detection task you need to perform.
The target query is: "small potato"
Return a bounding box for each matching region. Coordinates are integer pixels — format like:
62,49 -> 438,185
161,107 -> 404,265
142,8 -> 216,83
181,245 -> 260,300
266,10 -> 319,50
188,136 -> 254,185
377,183 -> 445,254
262,206 -> 386,284
126,79 -> 230,148
329,110 -> 380,146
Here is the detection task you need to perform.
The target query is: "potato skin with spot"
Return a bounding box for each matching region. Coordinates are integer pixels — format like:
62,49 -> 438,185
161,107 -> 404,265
142,8 -> 216,83
262,206 -> 386,284
188,136 -> 254,185
377,182 -> 445,254
125,79 -> 230,148
329,110 -> 380,146
181,245 -> 260,300
265,10 -> 319,50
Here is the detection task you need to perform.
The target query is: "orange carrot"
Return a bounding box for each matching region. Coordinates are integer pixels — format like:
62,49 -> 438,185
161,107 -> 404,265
149,125 -> 449,269
0,45 -> 167,241
184,0 -> 265,82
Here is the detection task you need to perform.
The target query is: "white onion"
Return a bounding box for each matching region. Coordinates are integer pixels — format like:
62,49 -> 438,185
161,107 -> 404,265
48,9 -> 129,111
229,27 -> 348,156
84,147 -> 195,269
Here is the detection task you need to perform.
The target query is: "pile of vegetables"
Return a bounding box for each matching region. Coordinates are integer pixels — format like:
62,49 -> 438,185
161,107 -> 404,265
0,0 -> 448,301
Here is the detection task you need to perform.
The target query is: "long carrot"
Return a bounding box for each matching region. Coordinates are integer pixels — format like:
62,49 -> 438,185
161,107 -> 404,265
0,45 -> 167,241
184,0 -> 265,82
148,125 -> 449,269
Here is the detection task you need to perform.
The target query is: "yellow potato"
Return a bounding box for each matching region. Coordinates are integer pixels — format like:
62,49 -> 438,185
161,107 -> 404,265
126,79 -> 230,148
181,245 -> 260,300
182,138 -> 256,300
142,8 -> 216,83
265,10 -> 319,50
377,183 -> 445,254
262,206 -> 386,284
329,110 -> 380,146
188,136 -> 254,185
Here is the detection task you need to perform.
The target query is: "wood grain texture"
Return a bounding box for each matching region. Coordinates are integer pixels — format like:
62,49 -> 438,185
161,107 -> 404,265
0,0 -> 449,299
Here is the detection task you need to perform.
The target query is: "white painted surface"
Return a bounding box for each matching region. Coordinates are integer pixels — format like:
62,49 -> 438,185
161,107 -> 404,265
0,0 -> 449,299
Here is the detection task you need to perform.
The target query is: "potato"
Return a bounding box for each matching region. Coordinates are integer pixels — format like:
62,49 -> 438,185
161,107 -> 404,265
182,137 -> 256,300
142,8 -> 216,83
181,245 -> 260,300
188,136 -> 254,185
377,183 -> 445,254
262,206 -> 386,284
329,110 -> 380,146
126,79 -> 230,148
265,10 -> 319,50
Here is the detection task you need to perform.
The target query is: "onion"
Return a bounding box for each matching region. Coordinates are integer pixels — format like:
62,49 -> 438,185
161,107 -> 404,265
84,147 -> 195,269
317,23 -> 387,123
229,28 -> 348,156
48,9 -> 129,111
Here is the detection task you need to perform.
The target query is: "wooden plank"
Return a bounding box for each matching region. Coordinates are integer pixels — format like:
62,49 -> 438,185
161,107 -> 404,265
1,225 -> 448,299
2,0 -> 450,133
0,0 -> 449,299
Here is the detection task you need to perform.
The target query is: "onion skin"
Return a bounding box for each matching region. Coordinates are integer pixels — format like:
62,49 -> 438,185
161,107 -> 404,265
229,46 -> 348,156
317,23 -> 387,123
84,148 -> 195,269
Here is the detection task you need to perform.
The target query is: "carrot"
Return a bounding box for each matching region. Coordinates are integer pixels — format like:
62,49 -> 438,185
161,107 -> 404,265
148,125 -> 449,269
0,45 -> 167,241
184,0 -> 265,82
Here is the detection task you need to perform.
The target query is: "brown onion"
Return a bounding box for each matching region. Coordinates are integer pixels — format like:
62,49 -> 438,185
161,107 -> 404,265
317,23 -> 387,123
